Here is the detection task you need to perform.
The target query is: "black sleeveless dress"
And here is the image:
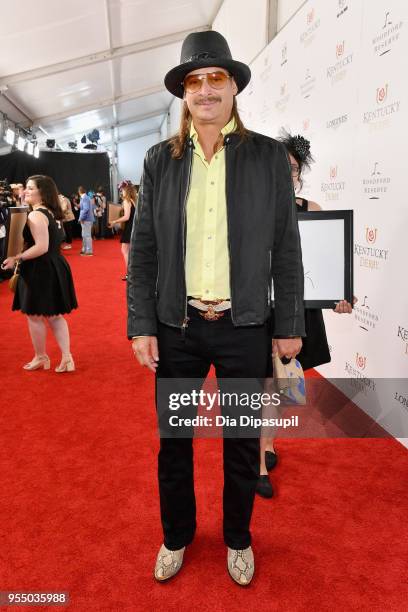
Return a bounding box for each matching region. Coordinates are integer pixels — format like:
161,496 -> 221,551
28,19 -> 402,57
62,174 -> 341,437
12,208 -> 78,316
295,198 -> 331,370
120,203 -> 135,244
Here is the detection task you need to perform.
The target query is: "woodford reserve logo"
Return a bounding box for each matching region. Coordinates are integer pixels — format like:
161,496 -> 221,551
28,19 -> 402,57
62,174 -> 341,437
326,40 -> 353,85
300,8 -> 321,46
363,83 -> 400,124
281,42 -> 288,67
354,227 -> 389,271
354,295 -> 379,332
337,0 -> 348,19
320,165 -> 345,202
275,82 -> 290,112
372,10 -> 404,57
362,161 -> 392,200
300,68 -> 316,99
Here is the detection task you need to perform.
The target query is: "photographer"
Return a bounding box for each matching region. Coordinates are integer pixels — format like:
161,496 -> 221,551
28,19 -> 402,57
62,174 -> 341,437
0,179 -> 14,278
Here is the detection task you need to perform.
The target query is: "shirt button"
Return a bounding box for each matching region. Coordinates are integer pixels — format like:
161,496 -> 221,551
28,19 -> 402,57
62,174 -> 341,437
210,181 -> 215,185
208,235 -> 212,240
215,156 -> 218,160
206,262 -> 211,268
209,208 -> 213,212
205,289 -> 209,294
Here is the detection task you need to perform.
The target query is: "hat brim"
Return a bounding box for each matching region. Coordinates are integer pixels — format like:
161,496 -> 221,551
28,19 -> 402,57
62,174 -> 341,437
164,58 -> 251,99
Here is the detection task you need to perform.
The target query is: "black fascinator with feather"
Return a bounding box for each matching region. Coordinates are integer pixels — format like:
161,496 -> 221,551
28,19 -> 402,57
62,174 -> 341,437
278,128 -> 314,173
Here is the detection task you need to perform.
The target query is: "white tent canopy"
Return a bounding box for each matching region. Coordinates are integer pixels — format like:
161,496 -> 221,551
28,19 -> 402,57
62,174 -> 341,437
0,0 -> 223,155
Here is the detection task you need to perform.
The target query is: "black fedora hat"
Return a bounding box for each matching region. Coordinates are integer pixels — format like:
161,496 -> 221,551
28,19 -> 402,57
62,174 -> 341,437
164,30 -> 251,99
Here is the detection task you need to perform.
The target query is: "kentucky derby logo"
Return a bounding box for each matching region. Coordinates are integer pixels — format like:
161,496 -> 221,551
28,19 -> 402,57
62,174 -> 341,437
365,227 -> 377,243
376,84 -> 388,103
307,9 -> 315,24
330,166 -> 338,179
356,353 -> 367,370
336,41 -> 345,57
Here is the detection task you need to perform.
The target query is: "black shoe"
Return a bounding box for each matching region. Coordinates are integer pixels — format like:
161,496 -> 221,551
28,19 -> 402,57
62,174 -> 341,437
256,475 -> 274,498
265,450 -> 278,471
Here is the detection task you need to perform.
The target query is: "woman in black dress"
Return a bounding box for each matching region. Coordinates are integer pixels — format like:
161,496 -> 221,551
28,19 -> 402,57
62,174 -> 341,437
257,133 -> 355,498
2,175 -> 78,372
109,180 -> 137,280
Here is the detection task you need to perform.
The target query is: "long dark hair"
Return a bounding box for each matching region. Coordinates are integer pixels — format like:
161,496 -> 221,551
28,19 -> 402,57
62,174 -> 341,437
169,98 -> 248,159
27,175 -> 64,220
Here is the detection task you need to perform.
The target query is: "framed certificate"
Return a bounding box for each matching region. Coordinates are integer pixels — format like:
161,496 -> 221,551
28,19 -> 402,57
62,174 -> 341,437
297,210 -> 353,308
271,210 -> 353,309
5,206 -> 29,258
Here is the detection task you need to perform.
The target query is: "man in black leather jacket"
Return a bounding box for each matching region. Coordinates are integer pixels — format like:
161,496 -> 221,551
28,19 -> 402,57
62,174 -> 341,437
127,31 -> 305,586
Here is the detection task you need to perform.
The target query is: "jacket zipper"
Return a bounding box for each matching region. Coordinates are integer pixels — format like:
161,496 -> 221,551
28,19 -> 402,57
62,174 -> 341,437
181,139 -> 194,335
268,249 -> 272,306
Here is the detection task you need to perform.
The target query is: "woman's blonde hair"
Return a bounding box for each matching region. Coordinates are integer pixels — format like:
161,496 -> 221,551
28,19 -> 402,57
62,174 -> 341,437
122,182 -> 138,204
168,98 -> 248,159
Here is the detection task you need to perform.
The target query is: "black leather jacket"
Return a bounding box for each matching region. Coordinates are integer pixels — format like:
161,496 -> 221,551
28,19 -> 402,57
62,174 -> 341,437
127,131 -> 305,338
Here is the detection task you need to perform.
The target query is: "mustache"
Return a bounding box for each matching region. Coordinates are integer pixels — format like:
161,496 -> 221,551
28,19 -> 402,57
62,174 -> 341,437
194,96 -> 221,104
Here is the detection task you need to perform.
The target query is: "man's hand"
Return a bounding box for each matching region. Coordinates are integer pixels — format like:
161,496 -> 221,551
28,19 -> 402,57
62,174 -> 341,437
132,336 -> 159,372
273,337 -> 302,360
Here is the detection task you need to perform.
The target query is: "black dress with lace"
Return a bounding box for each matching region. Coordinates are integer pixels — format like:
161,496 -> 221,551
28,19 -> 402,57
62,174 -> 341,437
295,198 -> 331,370
12,207 -> 78,316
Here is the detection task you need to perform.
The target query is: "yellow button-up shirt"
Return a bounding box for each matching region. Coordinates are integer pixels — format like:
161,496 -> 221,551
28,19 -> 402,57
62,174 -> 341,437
185,118 -> 236,300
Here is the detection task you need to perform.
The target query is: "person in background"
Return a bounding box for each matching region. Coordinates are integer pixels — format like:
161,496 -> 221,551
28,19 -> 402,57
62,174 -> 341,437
94,186 -> 107,239
59,193 -> 75,250
1,175 -> 77,372
256,131 -> 356,499
78,186 -> 94,256
108,180 -> 137,280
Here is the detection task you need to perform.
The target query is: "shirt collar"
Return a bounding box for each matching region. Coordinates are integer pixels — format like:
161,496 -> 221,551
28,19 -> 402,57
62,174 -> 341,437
190,117 -> 237,142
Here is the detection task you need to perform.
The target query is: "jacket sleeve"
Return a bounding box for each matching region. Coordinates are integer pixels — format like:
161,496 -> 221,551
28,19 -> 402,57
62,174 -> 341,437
271,143 -> 305,337
127,151 -> 158,338
78,197 -> 89,221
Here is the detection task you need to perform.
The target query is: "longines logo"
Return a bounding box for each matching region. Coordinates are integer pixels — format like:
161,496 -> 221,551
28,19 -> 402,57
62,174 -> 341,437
372,11 -> 404,57
300,68 -> 316,99
275,82 -> 290,112
337,0 -> 348,19
354,295 -> 379,332
326,41 -> 353,85
354,228 -> 389,271
397,325 -> 408,355
326,113 -> 348,130
300,7 -> 321,46
320,165 -> 345,202
362,161 -> 391,199
281,43 -> 288,67
344,355 -> 376,393
363,83 -> 400,124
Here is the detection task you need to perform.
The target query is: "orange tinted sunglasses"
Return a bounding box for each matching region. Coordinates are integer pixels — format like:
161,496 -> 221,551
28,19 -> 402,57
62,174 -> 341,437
183,71 -> 232,93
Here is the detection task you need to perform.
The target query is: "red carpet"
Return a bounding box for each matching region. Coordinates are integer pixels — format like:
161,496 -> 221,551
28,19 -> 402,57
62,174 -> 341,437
0,238 -> 407,611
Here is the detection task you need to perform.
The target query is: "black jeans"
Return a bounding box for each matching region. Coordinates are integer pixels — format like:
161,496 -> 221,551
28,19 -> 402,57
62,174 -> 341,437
156,305 -> 271,551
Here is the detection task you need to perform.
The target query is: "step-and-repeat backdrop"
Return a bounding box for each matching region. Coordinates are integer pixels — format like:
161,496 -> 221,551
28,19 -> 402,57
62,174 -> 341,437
238,0 -> 407,437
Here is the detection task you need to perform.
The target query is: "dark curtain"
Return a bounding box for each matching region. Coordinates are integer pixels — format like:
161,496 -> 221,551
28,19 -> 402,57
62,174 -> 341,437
0,150 -> 111,198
